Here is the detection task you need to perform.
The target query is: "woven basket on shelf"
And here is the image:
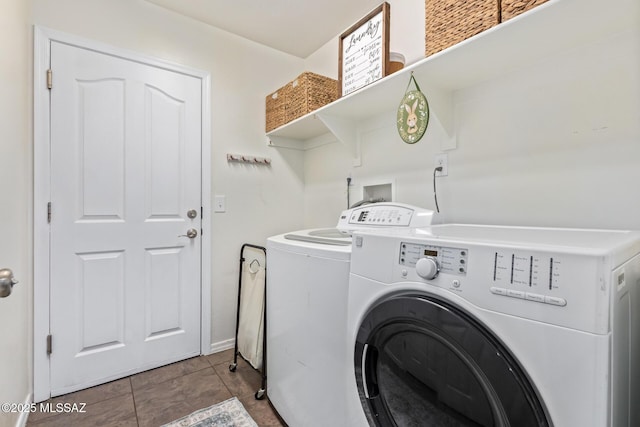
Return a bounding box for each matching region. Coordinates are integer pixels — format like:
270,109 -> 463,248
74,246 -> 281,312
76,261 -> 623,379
285,72 -> 339,124
425,0 -> 500,57
265,87 -> 287,132
501,0 -> 548,21
265,72 -> 339,132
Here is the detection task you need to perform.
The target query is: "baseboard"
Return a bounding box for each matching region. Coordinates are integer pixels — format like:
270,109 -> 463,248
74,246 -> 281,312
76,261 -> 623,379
15,392 -> 31,427
209,338 -> 234,355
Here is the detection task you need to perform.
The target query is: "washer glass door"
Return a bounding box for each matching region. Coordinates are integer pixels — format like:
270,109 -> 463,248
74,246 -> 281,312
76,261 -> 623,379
354,294 -> 550,427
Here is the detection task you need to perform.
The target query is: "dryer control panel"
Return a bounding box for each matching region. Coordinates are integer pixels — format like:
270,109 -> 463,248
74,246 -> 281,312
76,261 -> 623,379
400,242 -> 468,276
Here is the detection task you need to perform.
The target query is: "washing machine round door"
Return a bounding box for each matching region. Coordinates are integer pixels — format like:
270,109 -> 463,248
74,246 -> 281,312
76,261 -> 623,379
354,294 -> 550,427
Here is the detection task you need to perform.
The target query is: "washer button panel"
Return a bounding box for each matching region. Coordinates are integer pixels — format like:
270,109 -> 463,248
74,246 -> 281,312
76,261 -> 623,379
490,287 -> 567,307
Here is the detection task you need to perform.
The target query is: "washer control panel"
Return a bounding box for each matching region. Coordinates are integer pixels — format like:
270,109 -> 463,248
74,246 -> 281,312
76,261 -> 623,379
489,250 -> 567,306
349,206 -> 414,226
337,203 -> 434,231
399,242 -> 468,276
492,251 -> 561,290
352,227 -> 620,334
398,244 -> 570,308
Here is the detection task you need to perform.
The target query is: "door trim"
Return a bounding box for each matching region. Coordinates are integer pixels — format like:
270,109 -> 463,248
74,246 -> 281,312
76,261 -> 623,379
33,26 -> 212,402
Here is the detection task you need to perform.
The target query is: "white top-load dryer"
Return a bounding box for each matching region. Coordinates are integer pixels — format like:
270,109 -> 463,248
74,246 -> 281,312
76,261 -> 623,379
266,203 -> 434,427
346,224 -> 640,427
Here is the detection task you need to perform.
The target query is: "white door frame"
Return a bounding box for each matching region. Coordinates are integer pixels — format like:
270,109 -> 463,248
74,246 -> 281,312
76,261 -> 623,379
33,26 -> 212,403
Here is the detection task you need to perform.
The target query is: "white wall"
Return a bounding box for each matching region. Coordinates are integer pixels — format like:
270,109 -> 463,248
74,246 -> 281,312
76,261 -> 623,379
443,27 -> 640,229
0,0 -> 32,426
303,11 -> 640,231
31,0 -> 307,351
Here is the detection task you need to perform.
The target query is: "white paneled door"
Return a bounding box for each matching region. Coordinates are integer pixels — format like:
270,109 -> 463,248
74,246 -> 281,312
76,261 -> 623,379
49,41 -> 202,395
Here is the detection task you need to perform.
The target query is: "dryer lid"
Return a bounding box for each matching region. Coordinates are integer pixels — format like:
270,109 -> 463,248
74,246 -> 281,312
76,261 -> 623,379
284,232 -> 351,246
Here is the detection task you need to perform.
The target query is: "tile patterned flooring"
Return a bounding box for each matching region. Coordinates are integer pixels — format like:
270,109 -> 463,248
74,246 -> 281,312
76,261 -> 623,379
27,349 -> 284,427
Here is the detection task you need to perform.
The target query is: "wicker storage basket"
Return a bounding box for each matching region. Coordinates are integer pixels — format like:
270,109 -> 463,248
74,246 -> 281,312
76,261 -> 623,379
265,87 -> 287,132
425,0 -> 500,56
501,0 -> 548,21
285,72 -> 339,124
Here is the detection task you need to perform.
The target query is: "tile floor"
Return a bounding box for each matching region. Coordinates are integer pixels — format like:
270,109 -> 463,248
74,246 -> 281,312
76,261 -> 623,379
27,349 -> 284,427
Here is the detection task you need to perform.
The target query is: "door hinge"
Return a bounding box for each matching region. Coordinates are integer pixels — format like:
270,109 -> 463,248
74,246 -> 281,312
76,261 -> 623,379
46,334 -> 52,355
47,202 -> 51,223
46,69 -> 52,90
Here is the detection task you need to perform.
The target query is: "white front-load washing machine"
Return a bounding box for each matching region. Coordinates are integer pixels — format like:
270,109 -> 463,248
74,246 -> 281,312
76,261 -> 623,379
346,224 -> 640,427
266,203 -> 434,427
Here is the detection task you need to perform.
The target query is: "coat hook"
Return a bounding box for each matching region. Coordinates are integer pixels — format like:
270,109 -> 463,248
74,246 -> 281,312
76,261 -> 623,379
226,153 -> 271,166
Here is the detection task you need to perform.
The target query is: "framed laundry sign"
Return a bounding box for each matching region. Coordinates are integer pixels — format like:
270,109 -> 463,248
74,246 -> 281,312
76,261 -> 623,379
339,2 -> 390,97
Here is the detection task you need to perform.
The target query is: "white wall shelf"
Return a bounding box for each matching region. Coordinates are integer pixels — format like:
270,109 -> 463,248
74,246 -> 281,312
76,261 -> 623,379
266,0 -> 637,156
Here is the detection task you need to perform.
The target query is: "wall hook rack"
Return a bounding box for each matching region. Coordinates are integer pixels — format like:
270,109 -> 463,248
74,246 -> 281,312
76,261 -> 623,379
227,153 -> 272,166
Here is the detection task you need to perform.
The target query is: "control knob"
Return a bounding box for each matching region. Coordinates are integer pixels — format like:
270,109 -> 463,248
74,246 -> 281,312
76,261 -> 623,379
416,257 -> 439,280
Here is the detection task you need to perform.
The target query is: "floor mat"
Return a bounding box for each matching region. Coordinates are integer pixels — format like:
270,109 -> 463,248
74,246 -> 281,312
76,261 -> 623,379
161,397 -> 257,427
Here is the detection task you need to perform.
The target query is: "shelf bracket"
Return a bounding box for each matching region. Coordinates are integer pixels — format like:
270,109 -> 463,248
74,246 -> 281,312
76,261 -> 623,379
424,85 -> 457,150
316,113 -> 361,165
267,132 -> 339,151
266,135 -> 306,150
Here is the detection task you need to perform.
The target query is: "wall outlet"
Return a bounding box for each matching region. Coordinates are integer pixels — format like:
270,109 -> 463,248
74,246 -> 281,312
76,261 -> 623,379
435,153 -> 448,177
214,195 -> 226,213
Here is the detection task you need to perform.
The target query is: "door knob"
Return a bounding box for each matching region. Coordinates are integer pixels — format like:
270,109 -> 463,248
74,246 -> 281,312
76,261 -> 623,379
178,228 -> 198,239
0,268 -> 18,298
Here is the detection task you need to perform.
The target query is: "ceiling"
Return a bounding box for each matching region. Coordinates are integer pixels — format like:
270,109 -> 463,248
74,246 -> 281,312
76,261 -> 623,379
144,0 -> 382,58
